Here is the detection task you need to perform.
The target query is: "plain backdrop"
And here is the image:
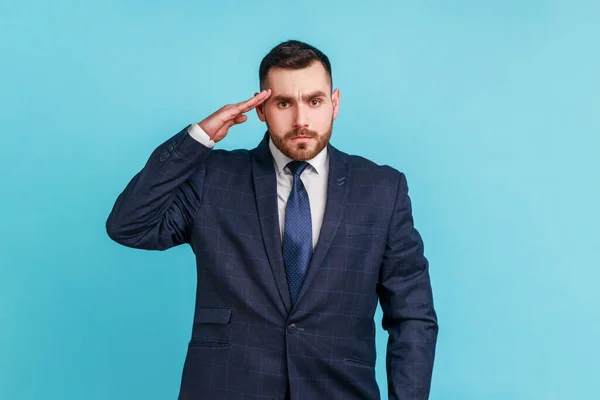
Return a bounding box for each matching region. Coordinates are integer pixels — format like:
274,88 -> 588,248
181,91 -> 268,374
1,1 -> 599,399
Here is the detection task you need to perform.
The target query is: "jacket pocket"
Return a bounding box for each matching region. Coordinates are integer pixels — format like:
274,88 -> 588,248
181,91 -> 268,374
343,358 -> 375,369
194,306 -> 232,324
188,339 -> 231,348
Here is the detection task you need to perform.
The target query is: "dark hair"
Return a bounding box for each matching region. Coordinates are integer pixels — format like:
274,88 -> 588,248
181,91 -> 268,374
259,40 -> 332,90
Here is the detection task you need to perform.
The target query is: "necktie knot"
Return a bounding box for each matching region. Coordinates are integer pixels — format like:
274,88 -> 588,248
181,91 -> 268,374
287,161 -> 309,177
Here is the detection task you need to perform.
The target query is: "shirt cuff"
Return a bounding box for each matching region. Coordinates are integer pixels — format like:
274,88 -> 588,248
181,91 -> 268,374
187,123 -> 216,148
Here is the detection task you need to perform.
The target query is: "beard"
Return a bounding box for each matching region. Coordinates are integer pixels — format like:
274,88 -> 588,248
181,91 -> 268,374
267,118 -> 333,161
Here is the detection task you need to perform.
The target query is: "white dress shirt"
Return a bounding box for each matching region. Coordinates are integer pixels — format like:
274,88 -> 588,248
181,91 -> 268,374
187,123 -> 329,249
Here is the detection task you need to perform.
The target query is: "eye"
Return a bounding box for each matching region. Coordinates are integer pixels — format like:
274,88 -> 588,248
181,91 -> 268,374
310,99 -> 322,106
278,101 -> 289,108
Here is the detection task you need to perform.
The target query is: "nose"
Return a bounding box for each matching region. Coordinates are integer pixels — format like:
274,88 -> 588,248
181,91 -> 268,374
293,104 -> 309,130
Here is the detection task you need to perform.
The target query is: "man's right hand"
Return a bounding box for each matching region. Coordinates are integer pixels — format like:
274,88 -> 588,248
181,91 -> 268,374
198,89 -> 272,143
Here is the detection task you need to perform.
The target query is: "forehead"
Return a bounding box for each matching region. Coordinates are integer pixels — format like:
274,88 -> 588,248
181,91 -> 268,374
266,62 -> 331,94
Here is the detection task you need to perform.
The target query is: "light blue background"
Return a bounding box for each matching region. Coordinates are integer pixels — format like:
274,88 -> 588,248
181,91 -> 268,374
1,1 -> 599,399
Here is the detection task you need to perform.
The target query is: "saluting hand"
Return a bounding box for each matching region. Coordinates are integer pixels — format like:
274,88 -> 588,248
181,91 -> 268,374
198,89 -> 272,143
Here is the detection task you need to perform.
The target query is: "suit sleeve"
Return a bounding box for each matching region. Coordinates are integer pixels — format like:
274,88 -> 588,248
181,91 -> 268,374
105,125 -> 212,250
376,172 -> 439,399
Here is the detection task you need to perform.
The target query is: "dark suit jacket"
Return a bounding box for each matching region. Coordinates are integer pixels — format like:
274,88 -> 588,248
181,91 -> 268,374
106,126 -> 438,399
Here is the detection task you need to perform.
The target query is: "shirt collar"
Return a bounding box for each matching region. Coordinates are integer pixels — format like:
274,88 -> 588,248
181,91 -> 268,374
268,135 -> 328,175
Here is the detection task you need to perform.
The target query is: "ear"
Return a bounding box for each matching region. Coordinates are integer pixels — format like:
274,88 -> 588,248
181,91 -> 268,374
332,88 -> 340,120
255,92 -> 267,122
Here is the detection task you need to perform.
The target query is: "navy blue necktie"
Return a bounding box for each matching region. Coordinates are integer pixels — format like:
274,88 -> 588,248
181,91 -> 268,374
283,161 -> 313,305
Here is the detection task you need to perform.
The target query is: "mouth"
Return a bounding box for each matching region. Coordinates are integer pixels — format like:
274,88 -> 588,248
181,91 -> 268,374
290,136 -> 314,141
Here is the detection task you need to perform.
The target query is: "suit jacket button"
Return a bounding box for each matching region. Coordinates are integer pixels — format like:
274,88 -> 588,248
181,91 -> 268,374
287,324 -> 297,334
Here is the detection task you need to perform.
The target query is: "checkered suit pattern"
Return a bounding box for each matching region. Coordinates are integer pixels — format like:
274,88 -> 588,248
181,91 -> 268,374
106,126 -> 438,399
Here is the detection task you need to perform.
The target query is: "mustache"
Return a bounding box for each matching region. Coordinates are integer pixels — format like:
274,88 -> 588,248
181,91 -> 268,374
285,129 -> 318,139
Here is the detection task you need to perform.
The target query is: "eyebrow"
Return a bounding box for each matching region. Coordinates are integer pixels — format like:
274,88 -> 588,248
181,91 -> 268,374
271,90 -> 328,103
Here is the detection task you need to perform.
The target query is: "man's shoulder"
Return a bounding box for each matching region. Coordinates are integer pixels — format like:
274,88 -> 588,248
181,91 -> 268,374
335,147 -> 404,186
203,147 -> 253,174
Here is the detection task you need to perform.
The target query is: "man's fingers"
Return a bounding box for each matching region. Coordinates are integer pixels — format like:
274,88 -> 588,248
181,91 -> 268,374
218,89 -> 271,123
233,114 -> 248,124
235,89 -> 272,114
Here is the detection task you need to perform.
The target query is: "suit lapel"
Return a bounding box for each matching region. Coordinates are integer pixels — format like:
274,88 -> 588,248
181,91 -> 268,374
250,132 -> 292,314
250,133 -> 350,312
295,144 -> 350,306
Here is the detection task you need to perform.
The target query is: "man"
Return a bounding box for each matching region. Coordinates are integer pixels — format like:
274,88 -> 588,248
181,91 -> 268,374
106,40 -> 438,400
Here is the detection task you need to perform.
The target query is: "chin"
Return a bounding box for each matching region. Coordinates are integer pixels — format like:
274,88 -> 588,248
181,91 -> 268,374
282,143 -> 316,161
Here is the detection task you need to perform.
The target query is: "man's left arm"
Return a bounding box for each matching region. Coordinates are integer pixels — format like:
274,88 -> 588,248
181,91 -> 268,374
376,171 -> 439,399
